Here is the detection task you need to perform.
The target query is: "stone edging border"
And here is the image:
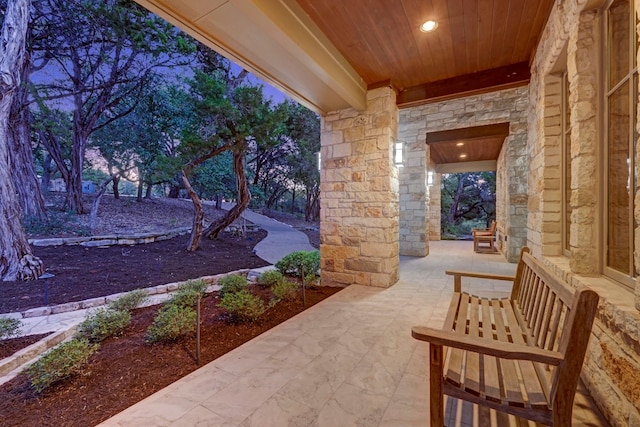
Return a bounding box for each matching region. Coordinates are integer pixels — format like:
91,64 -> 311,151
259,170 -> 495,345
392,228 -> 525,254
7,268 -> 254,320
0,268 -> 268,385
28,227 -> 192,248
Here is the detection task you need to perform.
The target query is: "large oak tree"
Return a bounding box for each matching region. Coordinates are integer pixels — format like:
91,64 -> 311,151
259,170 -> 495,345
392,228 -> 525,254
0,0 -> 43,281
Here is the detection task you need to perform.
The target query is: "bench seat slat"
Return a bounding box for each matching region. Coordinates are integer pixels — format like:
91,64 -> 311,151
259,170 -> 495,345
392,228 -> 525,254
481,299 -> 501,402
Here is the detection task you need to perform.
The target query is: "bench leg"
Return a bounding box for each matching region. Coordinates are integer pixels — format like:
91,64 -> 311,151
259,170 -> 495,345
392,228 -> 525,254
430,343 -> 445,427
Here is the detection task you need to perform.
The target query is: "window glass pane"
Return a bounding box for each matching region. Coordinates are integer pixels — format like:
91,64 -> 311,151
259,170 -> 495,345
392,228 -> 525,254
609,0 -> 630,89
607,81 -> 631,273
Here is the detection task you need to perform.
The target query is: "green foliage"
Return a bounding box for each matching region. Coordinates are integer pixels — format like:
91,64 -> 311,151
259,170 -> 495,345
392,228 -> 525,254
145,304 -> 196,343
276,250 -> 320,278
441,172 -> 496,238
218,275 -> 247,296
218,290 -> 266,322
258,270 -> 286,287
272,280 -> 299,302
26,338 -> 98,393
108,289 -> 149,312
169,280 -> 207,308
304,273 -> 319,287
76,308 -> 131,343
0,317 -> 23,341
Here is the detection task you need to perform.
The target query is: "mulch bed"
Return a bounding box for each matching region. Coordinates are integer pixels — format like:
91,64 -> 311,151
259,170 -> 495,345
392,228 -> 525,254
0,284 -> 341,427
0,230 -> 270,314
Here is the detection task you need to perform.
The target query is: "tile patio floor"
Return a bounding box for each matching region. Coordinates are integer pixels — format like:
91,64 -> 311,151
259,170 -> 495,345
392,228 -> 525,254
99,241 -> 609,427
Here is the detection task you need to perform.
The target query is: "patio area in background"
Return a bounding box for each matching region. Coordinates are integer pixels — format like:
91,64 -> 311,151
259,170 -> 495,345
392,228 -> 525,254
98,240 -> 609,426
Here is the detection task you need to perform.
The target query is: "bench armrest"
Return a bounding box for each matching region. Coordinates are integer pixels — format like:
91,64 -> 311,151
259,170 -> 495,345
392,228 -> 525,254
445,270 -> 515,292
411,326 -> 563,366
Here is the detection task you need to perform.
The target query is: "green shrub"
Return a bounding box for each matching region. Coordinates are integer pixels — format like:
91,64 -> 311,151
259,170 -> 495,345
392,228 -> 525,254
258,270 -> 285,287
108,289 -> 149,312
26,338 -> 98,393
0,317 -> 23,341
304,273 -> 319,287
275,250 -> 320,278
145,304 -> 196,343
218,274 -> 247,296
272,280 -> 299,302
218,290 -> 266,322
76,308 -> 131,343
169,279 -> 208,308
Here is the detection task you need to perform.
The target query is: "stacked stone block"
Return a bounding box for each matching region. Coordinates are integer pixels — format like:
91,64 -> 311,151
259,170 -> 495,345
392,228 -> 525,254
320,87 -> 399,288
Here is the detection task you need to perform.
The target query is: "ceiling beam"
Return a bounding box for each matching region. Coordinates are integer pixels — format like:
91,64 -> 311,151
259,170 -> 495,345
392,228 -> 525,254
426,123 -> 510,144
397,62 -> 531,108
435,160 -> 497,174
132,0 -> 367,114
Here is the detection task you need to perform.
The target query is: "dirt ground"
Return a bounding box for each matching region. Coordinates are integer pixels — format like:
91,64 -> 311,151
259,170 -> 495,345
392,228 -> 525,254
0,194 -> 330,426
1,195 -> 319,314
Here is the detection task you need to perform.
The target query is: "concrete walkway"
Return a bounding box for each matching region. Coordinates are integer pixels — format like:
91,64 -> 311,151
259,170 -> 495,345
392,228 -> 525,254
224,203 -> 316,264
99,241 -> 609,427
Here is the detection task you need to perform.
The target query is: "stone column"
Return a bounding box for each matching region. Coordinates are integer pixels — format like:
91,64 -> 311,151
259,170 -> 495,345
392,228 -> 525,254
568,10 -> 599,275
398,135 -> 428,256
319,87 -> 400,288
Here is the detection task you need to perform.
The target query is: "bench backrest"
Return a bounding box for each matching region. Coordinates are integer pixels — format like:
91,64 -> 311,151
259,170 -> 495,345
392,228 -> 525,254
510,247 -> 599,405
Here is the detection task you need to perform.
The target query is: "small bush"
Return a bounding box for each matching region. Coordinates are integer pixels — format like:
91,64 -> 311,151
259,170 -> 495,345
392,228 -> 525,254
76,308 -> 131,343
146,304 -> 196,343
26,338 -> 98,393
304,273 -> 319,287
275,250 -> 320,278
218,274 -> 247,296
258,270 -> 285,287
169,279 -> 208,308
218,290 -> 266,322
272,280 -> 299,302
0,317 -> 23,341
108,289 -> 149,312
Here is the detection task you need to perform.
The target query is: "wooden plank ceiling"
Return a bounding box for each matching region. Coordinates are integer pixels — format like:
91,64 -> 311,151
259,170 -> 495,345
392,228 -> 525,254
295,0 -> 554,107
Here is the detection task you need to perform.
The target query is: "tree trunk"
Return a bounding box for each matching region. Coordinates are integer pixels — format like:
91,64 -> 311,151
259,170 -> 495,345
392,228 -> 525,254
41,153 -> 53,193
182,171 -> 204,251
136,179 -> 143,202
112,175 -> 120,199
65,129 -> 86,213
291,188 -> 296,214
203,150 -> 250,239
89,175 -> 118,233
8,44 -> 46,220
214,193 -> 222,210
168,182 -> 180,198
0,0 -> 44,281
145,183 -> 153,199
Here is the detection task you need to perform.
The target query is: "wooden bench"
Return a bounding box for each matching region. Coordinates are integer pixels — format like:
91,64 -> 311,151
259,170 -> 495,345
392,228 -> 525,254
472,220 -> 497,253
412,247 -> 599,426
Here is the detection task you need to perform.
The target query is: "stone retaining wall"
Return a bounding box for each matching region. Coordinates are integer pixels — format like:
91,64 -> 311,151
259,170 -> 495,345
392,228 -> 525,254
28,227 -> 192,248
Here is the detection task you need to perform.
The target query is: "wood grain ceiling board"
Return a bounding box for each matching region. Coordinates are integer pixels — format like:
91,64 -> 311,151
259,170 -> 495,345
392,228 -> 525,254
426,123 -> 509,164
295,0 -> 554,98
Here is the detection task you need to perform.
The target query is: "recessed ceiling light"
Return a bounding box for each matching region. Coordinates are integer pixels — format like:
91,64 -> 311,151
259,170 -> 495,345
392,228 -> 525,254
459,154 -> 467,159
456,142 -> 464,147
420,20 -> 438,32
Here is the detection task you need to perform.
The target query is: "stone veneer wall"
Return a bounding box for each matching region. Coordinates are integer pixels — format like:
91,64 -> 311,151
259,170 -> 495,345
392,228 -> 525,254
398,131 -> 428,256
398,87 -> 529,261
427,165 -> 441,241
319,87 -> 400,288
529,1 -> 640,425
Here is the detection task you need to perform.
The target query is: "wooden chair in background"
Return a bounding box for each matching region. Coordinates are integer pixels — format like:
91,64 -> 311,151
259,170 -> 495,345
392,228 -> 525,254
472,220 -> 497,253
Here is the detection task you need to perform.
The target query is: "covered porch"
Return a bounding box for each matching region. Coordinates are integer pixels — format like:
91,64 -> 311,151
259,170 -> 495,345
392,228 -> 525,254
100,241 -> 607,426
130,0 -> 640,424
